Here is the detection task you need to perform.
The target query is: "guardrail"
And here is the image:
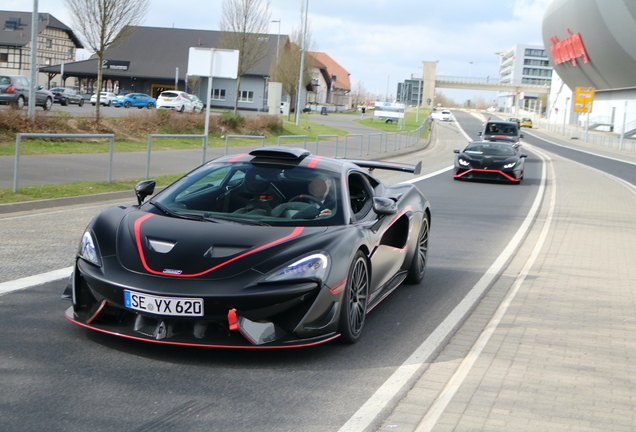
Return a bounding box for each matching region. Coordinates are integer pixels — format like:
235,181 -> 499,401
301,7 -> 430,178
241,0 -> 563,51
13,133 -> 115,193
277,135 -> 308,148
315,135 -> 340,157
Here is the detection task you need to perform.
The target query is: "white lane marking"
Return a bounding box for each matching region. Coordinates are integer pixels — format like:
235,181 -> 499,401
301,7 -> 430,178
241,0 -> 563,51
403,166 -> 453,184
338,149 -> 548,432
0,266 -> 73,296
525,130 -> 636,167
415,146 -> 554,431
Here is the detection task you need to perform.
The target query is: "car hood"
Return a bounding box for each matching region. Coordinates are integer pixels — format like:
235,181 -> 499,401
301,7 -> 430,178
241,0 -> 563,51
116,210 -> 326,280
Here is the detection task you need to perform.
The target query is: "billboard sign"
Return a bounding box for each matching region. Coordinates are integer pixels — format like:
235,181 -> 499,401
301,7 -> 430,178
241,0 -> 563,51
187,48 -> 239,78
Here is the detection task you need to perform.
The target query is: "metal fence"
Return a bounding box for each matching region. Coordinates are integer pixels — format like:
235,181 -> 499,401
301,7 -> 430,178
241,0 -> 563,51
9,118 -> 432,193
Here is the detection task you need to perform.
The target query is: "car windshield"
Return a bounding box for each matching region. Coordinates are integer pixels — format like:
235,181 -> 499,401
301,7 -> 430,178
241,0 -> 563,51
465,143 -> 516,156
150,162 -> 344,227
485,123 -> 518,135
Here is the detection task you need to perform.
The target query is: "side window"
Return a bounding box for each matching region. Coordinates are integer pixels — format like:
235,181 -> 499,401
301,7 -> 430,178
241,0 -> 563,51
18,77 -> 30,87
348,173 -> 373,220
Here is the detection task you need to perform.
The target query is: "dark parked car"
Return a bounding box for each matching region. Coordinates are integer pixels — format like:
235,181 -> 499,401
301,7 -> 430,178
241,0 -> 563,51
478,120 -> 524,143
0,75 -> 53,110
49,87 -> 84,106
453,141 -> 527,183
63,147 -> 431,348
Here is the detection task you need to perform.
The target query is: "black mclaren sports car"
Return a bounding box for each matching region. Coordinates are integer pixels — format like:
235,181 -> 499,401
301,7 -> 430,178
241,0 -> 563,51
63,147 -> 431,348
453,141 -> 527,183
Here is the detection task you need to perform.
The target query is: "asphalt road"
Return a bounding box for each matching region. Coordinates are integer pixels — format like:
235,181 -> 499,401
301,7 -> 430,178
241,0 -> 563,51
0,112 -> 547,432
2,112 -> 633,432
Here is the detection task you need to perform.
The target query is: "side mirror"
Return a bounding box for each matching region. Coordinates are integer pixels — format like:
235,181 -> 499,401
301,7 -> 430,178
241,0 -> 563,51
477,132 -> 482,136
135,180 -> 156,205
372,197 -> 397,215
520,154 -> 528,158
37,85 -> 43,90
520,134 -> 525,138
453,149 -> 460,154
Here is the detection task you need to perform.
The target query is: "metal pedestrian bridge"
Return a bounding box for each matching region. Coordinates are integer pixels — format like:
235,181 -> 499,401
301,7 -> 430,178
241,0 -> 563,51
435,75 -> 551,94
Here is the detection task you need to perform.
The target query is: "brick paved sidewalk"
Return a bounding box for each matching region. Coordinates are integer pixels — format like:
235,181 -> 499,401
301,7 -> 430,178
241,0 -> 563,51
378,141 -> 636,430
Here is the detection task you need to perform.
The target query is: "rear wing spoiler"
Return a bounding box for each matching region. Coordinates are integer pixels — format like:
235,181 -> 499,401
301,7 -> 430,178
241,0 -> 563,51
347,160 -> 422,175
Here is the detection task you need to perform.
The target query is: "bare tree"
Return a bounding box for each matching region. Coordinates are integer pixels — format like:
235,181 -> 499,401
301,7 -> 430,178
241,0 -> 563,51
64,0 -> 150,122
352,80 -> 367,106
269,13 -> 315,119
220,0 -> 272,114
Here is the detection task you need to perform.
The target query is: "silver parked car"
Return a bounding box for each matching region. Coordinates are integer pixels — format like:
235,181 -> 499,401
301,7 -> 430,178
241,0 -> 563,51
187,94 -> 204,113
0,75 -> 53,110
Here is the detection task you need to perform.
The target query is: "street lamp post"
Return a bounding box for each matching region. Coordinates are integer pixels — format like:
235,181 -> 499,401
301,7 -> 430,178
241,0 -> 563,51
295,0 -> 308,126
271,20 -> 281,65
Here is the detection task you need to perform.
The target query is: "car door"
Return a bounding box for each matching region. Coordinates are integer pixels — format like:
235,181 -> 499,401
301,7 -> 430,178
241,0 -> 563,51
347,171 -> 407,294
16,77 -> 30,102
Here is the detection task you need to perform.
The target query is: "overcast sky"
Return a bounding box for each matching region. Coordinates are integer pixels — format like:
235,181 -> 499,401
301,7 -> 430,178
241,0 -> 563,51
6,0 -> 551,104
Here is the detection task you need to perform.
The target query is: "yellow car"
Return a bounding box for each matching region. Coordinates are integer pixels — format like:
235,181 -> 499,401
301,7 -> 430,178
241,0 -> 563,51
520,118 -> 533,128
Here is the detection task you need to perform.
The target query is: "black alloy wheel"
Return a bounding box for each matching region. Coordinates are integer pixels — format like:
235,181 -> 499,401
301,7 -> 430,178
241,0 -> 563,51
338,250 -> 369,343
405,217 -> 429,284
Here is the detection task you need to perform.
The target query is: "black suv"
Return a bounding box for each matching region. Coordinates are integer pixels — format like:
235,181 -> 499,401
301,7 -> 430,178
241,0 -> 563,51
478,120 -> 524,143
49,87 -> 84,106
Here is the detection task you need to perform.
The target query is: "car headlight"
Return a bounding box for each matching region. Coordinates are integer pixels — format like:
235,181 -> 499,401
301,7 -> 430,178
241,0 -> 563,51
79,231 -> 102,267
265,253 -> 329,282
503,161 -> 517,168
458,158 -> 470,166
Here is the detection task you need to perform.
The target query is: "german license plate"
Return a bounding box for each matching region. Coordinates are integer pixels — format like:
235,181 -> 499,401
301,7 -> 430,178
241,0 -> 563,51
124,290 -> 203,316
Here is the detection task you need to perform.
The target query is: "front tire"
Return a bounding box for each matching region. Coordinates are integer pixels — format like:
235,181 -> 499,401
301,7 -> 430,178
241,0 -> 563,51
124,101 -> 131,108
78,99 -> 84,107
338,250 -> 369,344
405,217 -> 429,284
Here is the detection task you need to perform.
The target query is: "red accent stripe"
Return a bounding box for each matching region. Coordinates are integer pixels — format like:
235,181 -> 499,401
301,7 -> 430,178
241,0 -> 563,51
135,214 -> 305,277
330,279 -> 347,294
64,314 -> 340,349
87,300 -> 108,324
307,156 -> 324,168
454,169 -> 519,182
229,153 -> 248,162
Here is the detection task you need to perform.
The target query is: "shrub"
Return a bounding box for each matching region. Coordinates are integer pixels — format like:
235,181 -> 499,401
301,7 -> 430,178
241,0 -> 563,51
218,111 -> 245,131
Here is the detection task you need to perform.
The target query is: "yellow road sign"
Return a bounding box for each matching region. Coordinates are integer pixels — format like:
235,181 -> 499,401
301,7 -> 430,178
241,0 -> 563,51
574,87 -> 595,113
